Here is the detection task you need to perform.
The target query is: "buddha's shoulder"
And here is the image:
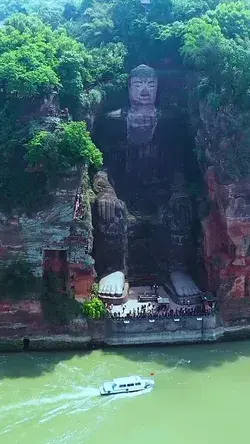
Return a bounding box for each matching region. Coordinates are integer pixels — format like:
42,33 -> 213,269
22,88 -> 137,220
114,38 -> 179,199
106,108 -> 164,119
106,108 -> 127,120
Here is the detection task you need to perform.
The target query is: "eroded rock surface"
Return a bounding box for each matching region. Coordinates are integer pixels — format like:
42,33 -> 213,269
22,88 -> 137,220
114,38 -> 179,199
194,98 -> 250,322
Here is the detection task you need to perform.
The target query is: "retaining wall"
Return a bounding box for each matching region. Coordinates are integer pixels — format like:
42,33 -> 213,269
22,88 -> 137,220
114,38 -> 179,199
103,315 -> 223,345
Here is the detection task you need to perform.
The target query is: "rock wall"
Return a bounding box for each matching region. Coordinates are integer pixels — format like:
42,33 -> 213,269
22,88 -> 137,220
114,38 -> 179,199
0,300 -> 91,352
0,167 -> 95,300
193,97 -> 250,323
104,315 -> 222,345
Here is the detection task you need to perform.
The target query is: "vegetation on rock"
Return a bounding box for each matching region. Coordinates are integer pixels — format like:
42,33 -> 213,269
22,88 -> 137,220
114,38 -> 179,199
83,296 -> 107,319
27,121 -> 103,174
0,256 -> 38,299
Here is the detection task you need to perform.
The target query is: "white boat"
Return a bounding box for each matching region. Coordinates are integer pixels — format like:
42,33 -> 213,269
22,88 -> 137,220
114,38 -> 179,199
99,375 -> 154,395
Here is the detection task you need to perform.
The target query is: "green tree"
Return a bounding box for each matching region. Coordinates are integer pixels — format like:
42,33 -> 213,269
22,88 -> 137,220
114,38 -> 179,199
0,14 -> 93,104
27,121 -> 103,174
171,0 -> 221,21
0,256 -> 38,299
0,0 -> 79,21
83,296 -> 107,319
0,0 -> 26,21
180,10 -> 250,106
205,1 -> 250,39
77,0 -> 115,46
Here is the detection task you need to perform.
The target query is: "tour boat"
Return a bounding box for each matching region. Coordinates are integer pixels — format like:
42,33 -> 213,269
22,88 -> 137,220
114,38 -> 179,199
99,375 -> 155,395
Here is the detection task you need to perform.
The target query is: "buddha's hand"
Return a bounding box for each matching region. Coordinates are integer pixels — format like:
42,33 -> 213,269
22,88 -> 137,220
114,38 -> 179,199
97,192 -> 125,224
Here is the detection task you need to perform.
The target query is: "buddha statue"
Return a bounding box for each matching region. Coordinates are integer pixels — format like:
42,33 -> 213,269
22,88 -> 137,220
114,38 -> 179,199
93,64 -> 201,298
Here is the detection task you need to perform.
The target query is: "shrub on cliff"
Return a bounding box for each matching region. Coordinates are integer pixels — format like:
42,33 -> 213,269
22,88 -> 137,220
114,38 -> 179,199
82,297 -> 107,319
27,121 -> 103,174
0,257 -> 38,299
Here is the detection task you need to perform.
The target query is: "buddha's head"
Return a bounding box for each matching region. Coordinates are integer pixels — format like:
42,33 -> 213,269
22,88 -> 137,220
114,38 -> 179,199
128,64 -> 158,108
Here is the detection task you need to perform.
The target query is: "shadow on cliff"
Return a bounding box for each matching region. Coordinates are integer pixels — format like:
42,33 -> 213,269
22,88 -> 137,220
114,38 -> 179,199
0,351 -> 90,380
101,340 -> 250,372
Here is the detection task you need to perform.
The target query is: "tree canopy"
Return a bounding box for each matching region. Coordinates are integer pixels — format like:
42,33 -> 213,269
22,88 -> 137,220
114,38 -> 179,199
82,296 -> 107,319
27,121 -> 103,173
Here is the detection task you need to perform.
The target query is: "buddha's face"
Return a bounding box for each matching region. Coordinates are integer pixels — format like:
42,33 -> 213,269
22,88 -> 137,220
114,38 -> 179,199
129,76 -> 158,107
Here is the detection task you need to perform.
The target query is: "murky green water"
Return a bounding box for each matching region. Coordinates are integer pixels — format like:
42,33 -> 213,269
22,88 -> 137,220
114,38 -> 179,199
0,342 -> 250,443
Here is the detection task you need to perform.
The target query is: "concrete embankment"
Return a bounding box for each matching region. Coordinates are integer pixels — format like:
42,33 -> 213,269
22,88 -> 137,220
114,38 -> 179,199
102,315 -> 223,345
1,307 -> 250,351
0,314 -> 238,351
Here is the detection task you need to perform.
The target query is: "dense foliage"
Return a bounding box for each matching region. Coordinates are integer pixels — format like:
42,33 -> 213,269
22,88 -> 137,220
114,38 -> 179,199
0,14 -> 112,210
0,256 -> 38,299
27,121 -> 103,173
83,296 -> 107,319
0,0 -> 79,24
1,0 -> 250,209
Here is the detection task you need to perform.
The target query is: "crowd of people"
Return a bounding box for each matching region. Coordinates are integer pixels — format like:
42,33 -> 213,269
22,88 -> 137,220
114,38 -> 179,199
108,301 -> 215,320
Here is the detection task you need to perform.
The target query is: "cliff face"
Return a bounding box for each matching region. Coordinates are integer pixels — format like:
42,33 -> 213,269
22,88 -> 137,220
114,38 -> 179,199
194,98 -> 250,323
0,167 -> 95,300
0,88 -> 97,303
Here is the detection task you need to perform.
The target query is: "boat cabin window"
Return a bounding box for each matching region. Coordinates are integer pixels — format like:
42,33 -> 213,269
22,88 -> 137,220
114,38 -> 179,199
127,383 -> 134,387
119,384 -> 126,388
135,382 -> 141,386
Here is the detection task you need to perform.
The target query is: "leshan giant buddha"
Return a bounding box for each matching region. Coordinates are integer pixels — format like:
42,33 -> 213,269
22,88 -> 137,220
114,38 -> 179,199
93,64 -> 201,299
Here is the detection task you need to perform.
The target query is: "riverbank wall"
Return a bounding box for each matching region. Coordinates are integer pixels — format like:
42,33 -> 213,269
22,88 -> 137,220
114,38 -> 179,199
2,300 -> 250,351
1,301 -> 250,350
102,315 -> 223,345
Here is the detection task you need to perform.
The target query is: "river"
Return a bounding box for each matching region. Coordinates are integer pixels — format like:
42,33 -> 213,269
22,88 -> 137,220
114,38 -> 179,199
0,342 -> 249,444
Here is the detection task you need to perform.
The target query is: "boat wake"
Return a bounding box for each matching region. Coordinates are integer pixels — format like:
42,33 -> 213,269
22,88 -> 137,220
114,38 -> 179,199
0,387 -> 100,415
0,383 -> 153,436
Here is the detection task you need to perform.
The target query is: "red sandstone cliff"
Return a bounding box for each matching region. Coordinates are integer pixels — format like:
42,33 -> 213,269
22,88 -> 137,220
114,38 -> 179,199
0,167 -> 95,301
194,98 -> 250,324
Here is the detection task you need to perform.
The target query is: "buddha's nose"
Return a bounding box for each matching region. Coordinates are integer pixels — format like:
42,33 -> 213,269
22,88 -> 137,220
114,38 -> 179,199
141,87 -> 149,96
